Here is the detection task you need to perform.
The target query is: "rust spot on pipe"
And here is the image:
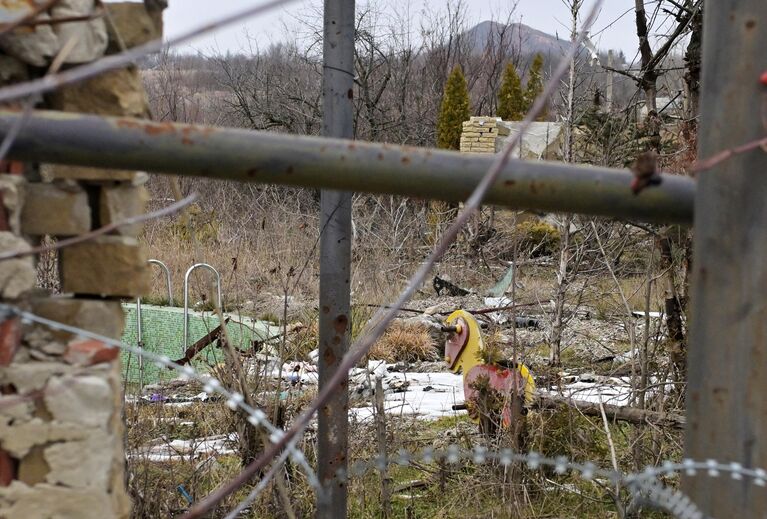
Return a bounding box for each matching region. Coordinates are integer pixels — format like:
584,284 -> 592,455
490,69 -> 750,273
323,347 -> 337,366
505,180 -> 516,187
745,19 -> 756,29
144,123 -> 175,135
401,156 -> 411,165
322,306 -> 330,314
286,166 -> 294,175
347,88 -> 353,99
529,181 -> 539,195
116,119 -> 176,136
334,314 -> 348,334
247,168 -> 258,177
377,153 -> 384,160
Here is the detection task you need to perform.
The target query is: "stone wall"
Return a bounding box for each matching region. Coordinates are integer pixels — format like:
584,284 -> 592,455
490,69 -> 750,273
0,2 -> 165,518
459,116 -> 509,153
460,116 -> 565,160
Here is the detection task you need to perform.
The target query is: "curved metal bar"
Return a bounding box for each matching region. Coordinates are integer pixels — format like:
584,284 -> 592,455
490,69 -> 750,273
148,259 -> 173,304
135,259 -> 174,388
183,263 -> 223,348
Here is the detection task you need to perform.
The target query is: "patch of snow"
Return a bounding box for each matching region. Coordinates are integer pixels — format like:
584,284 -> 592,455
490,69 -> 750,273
350,371 -> 465,422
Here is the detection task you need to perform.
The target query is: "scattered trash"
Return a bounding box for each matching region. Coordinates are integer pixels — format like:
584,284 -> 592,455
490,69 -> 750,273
433,275 -> 470,297
177,485 -> 194,505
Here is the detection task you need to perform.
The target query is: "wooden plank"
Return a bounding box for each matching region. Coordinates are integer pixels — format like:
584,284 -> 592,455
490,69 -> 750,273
683,2 -> 767,517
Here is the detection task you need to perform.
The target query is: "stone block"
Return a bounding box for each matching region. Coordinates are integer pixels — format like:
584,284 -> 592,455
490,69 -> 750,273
18,446 -> 49,486
60,236 -> 150,297
30,297 -> 125,343
0,317 -> 20,368
45,433 -> 111,489
21,183 -> 91,236
41,164 -> 139,183
64,339 -> 120,366
0,23 -> 58,67
0,362 -> 72,394
105,2 -> 161,52
48,66 -> 150,118
0,233 -> 35,299
0,175 -> 24,235
0,55 -> 28,86
100,184 -> 149,236
44,375 -> 113,428
0,482 -> 115,519
0,417 -> 86,458
51,0 -> 108,64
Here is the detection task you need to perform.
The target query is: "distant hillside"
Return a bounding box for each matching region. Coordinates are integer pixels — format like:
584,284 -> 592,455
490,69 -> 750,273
465,20 -> 571,60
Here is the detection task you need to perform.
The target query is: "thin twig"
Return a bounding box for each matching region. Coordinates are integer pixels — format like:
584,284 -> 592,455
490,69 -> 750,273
690,135 -> 767,174
0,0 -> 298,104
0,193 -> 197,261
182,2 -> 605,517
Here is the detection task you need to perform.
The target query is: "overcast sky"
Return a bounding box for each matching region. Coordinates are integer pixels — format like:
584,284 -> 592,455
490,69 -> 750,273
155,1 -> 642,56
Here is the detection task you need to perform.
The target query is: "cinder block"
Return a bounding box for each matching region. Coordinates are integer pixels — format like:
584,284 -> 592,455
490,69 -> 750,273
21,183 -> 91,236
60,236 -> 150,297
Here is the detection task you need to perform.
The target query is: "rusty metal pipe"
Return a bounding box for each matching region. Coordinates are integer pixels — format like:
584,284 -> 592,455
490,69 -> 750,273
0,110 -> 695,224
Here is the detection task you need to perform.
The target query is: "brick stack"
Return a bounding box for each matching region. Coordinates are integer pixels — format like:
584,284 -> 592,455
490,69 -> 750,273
459,116 -> 510,153
0,2 -> 164,518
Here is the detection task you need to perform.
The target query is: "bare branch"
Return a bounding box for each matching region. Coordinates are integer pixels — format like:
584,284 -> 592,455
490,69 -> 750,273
691,135 -> 767,174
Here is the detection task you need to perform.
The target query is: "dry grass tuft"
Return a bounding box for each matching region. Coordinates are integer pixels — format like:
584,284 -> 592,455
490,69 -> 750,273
368,321 -> 437,363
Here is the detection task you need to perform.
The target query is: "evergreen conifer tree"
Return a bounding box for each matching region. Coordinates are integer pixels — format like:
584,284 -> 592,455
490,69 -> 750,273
497,62 -> 525,121
524,53 -> 547,120
437,65 -> 470,149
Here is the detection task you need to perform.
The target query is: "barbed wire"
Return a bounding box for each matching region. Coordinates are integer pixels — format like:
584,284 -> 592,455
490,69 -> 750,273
0,303 -> 320,493
6,302 -> 767,518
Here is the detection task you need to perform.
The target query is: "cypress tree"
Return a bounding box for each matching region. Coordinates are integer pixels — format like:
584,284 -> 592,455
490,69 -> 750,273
437,65 -> 470,150
524,53 -> 547,120
497,62 -> 525,121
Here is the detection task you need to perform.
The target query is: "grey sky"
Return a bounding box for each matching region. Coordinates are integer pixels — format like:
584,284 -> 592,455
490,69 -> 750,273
157,1 -> 642,56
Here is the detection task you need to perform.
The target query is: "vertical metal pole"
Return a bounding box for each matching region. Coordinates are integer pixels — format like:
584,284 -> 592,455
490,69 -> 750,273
683,3 -> 767,517
317,1 -> 354,518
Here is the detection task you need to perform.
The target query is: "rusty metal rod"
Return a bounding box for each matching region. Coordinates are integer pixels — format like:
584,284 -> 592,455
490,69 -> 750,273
0,110 -> 695,224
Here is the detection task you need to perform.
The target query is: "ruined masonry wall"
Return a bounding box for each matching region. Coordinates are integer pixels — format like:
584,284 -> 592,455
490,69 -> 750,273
0,2 -> 165,518
459,116 -> 509,154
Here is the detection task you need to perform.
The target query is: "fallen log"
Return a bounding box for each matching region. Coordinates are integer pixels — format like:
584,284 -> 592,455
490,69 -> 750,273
452,395 -> 685,430
532,393 -> 686,430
